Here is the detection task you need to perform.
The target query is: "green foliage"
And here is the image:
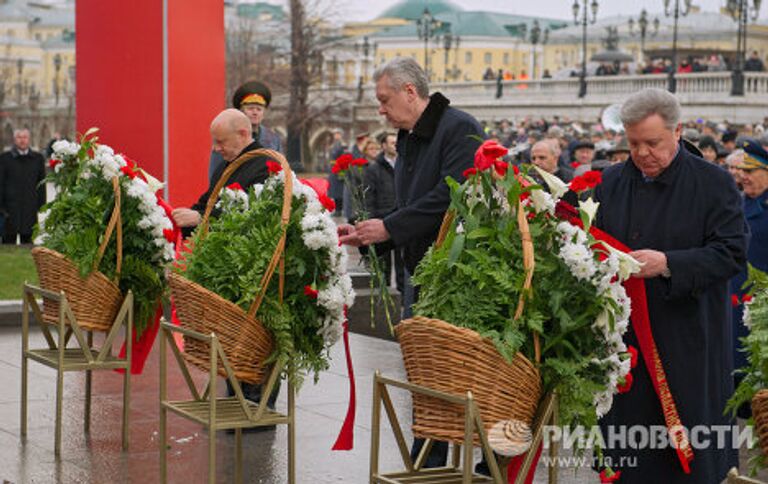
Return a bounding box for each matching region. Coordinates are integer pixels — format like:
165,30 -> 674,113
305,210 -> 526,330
727,265 -> 768,473
180,180 -> 341,384
413,165 -> 627,430
36,133 -> 170,335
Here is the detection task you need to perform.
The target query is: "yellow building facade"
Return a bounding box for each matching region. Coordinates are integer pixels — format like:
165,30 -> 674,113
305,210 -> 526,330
0,1 -> 75,107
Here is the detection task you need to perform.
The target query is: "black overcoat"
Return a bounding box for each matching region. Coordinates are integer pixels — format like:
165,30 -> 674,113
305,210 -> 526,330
0,148 -> 46,236
594,144 -> 748,483
382,92 -> 483,274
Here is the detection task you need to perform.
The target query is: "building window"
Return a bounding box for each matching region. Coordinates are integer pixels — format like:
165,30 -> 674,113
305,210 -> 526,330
465,51 -> 472,64
503,52 -> 510,65
484,52 -> 492,65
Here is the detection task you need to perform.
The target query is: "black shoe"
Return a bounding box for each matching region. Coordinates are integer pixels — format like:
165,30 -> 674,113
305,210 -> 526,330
226,424 -> 276,434
474,460 -> 491,477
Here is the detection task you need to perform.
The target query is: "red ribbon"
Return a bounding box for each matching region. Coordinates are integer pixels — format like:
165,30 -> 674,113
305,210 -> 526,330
332,321 -> 357,450
507,443 -> 542,484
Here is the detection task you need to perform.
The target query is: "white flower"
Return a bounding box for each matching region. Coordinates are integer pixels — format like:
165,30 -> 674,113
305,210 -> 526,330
529,188 -> 555,214
532,166 -> 569,200
579,198 -> 600,228
743,299 -> 753,330
52,140 -> 79,159
594,391 -> 614,418
603,244 -> 642,281
559,242 -> 591,263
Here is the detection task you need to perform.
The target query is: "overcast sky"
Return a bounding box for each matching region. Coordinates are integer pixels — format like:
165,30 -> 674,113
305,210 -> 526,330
337,0 -> 754,22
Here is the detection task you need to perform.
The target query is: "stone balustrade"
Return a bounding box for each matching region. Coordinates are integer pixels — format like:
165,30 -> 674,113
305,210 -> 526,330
270,72 -> 768,127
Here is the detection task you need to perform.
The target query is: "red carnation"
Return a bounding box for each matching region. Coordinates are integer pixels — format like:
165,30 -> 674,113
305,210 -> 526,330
266,160 -> 282,174
120,165 -> 138,179
581,170 -> 603,188
318,193 -> 336,212
163,228 -> 175,243
555,200 -> 579,219
569,177 -> 588,193
600,469 -> 622,483
743,294 -> 753,304
304,285 -> 319,299
474,140 -> 508,171
732,294 -> 740,307
332,153 -> 353,174
617,372 -> 634,394
494,160 -> 509,177
351,158 -> 368,167
49,158 -> 60,169
627,345 -> 638,369
226,182 -> 244,191
513,165 -> 520,175
462,167 -> 477,178
570,161 -> 580,168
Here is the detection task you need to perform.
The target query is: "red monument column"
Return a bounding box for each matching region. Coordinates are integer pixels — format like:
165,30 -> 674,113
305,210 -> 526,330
76,0 -> 225,206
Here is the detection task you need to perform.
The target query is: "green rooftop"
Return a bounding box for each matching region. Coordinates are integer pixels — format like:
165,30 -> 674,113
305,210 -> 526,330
236,2 -> 286,21
371,10 -> 568,39
377,0 -> 464,21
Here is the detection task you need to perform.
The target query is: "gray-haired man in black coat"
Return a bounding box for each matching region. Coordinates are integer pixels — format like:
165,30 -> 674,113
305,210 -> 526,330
338,56 -> 484,468
595,88 -> 747,483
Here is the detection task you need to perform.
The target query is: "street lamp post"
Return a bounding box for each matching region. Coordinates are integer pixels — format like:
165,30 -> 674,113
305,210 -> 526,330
416,7 -> 441,81
443,30 -> 452,82
452,35 -> 461,81
726,0 -> 762,96
663,0 -> 692,94
53,53 -> 62,106
628,9 -> 660,63
529,20 -> 549,79
16,58 -> 23,104
573,0 -> 599,98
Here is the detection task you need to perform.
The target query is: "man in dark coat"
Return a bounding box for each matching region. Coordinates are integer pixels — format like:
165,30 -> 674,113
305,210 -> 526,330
172,109 -> 270,233
0,128 -> 46,244
338,56 -> 484,467
363,131 -> 403,292
173,109 -> 276,415
595,88 -> 747,483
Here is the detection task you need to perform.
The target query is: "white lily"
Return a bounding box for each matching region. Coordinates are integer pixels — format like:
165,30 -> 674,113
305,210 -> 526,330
533,166 -> 569,200
139,169 -> 166,194
579,198 -> 600,228
604,244 -> 643,281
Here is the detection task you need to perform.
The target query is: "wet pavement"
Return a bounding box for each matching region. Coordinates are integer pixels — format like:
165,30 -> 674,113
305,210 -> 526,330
0,320 -> 605,484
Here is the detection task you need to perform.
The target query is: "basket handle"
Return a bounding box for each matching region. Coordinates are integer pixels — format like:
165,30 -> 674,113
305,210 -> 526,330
93,176 -> 123,282
434,200 -> 539,363
195,148 -> 293,318
200,149 -> 284,239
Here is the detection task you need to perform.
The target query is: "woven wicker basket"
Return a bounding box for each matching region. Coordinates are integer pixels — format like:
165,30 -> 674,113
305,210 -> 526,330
32,177 -> 124,332
396,317 -> 541,444
753,389 -> 768,458
397,199 -> 542,444
169,149 -> 291,385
